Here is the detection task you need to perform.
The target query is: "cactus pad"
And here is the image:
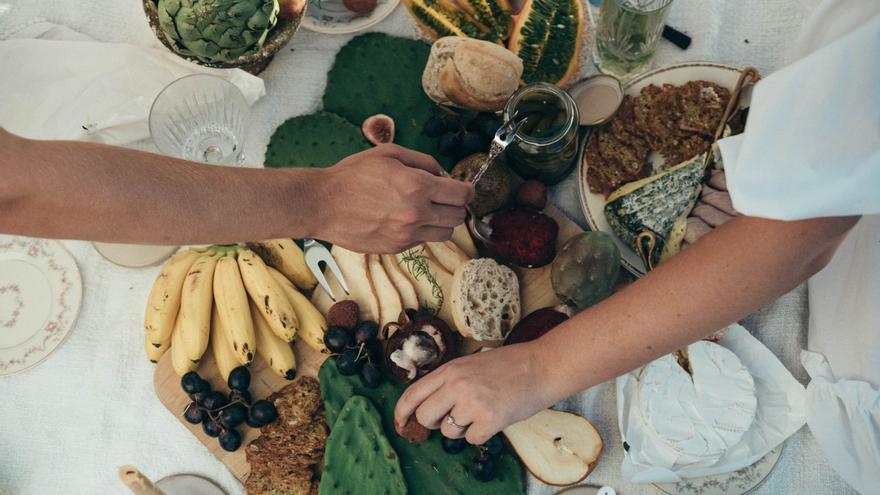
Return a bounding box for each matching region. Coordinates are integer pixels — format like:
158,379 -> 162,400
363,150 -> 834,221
320,358 -> 526,494
319,395 -> 407,495
323,33 -> 452,168
264,111 -> 369,168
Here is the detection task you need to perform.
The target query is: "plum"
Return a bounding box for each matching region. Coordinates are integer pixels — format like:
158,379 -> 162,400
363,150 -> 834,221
504,307 -> 569,346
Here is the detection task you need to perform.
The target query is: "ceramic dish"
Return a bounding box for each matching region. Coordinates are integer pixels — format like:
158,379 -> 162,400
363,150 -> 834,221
0,236 -> 82,376
653,445 -> 783,495
577,62 -> 748,276
302,0 -> 399,34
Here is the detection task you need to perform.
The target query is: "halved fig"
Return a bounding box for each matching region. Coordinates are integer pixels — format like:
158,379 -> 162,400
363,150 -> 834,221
362,114 -> 395,145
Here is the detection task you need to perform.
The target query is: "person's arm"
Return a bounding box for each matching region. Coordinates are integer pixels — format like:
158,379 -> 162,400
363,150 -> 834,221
394,214 -> 859,444
0,129 -> 472,253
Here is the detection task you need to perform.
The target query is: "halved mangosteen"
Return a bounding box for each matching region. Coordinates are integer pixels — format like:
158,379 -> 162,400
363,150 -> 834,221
384,309 -> 458,384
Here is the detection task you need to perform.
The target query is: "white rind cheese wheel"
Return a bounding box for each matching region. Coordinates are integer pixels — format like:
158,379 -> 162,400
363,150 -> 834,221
637,341 -> 757,464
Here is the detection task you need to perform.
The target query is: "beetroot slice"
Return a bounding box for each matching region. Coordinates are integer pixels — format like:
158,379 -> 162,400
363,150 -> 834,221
504,307 -> 569,346
489,208 -> 559,268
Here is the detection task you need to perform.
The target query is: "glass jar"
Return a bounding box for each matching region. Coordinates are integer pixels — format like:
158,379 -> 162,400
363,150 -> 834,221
502,83 -> 580,185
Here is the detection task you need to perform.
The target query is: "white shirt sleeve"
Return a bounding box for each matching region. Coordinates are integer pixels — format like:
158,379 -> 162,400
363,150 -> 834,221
718,5 -> 880,221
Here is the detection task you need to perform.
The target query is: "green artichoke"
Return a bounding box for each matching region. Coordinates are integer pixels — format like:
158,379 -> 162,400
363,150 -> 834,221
157,0 -> 280,64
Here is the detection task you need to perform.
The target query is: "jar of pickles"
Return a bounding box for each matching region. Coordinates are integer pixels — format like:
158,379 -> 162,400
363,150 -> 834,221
502,83 -> 580,185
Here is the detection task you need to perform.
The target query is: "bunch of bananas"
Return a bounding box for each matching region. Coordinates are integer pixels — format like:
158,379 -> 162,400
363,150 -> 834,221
143,239 -> 329,379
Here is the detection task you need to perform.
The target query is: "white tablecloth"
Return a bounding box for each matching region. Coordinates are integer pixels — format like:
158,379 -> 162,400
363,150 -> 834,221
0,1 -> 859,494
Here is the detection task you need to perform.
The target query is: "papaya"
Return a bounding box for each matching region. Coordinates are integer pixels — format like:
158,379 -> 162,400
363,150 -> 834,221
508,0 -> 584,86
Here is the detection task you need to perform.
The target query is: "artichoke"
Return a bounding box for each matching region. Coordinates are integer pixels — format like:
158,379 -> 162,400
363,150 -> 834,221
157,0 -> 280,64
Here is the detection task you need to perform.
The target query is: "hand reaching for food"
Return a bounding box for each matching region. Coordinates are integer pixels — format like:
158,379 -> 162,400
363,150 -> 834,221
316,144 -> 475,254
683,171 -> 739,246
394,342 -> 554,445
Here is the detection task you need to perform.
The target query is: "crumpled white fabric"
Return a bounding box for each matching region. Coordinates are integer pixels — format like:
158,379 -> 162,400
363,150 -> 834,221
801,351 -> 880,495
617,324 -> 806,483
0,22 -> 265,145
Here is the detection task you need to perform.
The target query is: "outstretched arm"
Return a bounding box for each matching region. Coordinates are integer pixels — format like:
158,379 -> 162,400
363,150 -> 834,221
0,129 -> 472,253
395,214 -> 859,444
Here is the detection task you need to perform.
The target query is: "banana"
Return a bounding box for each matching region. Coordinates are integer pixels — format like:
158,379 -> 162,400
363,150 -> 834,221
178,253 -> 219,363
247,239 -> 317,290
237,248 -> 299,342
171,314 -> 197,376
267,267 -> 330,354
211,305 -> 241,381
213,253 -> 256,365
144,333 -> 170,363
250,302 -> 296,379
144,249 -> 201,346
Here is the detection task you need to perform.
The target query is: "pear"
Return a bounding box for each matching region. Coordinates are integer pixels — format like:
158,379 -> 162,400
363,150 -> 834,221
381,254 -> 420,310
503,409 -> 603,486
310,246 -> 381,324
425,241 -> 470,273
367,254 -> 404,330
450,223 -> 479,259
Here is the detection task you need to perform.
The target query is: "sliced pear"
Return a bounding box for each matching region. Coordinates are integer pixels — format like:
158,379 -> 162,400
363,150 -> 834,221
503,409 -> 603,486
425,241 -> 470,274
394,245 -> 455,325
367,254 -> 403,331
451,223 -> 479,258
310,246 -> 380,324
381,254 -> 419,310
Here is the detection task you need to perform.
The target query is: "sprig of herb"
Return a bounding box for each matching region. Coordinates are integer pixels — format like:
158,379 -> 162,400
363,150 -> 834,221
400,247 -> 443,315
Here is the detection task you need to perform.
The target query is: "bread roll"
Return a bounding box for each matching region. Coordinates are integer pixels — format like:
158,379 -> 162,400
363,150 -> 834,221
450,258 -> 521,341
423,36 -> 523,112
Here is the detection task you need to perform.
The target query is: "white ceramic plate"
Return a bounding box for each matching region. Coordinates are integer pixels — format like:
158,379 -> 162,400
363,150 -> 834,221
653,445 -> 783,495
577,62 -> 747,276
302,0 -> 400,34
0,236 -> 82,376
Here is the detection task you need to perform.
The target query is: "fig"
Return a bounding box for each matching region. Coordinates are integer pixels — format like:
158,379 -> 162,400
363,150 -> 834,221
504,307 -> 569,346
384,309 -> 458,383
362,114 -> 395,145
395,415 -> 431,444
451,153 -> 513,217
327,300 -> 359,330
515,180 -> 548,210
488,208 -> 558,268
551,232 -> 620,310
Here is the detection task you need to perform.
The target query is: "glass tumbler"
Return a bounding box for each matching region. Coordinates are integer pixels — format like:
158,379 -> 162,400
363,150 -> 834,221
594,0 -> 675,79
149,74 -> 249,166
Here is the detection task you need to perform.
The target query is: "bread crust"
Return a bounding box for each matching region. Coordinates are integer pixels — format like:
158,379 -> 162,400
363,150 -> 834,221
423,36 -> 523,112
450,259 -> 521,341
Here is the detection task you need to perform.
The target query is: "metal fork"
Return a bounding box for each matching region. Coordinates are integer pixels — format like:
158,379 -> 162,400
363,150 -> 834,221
303,239 -> 349,302
467,117 -> 529,243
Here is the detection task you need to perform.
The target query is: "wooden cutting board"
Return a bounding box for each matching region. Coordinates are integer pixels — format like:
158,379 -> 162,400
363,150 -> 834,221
154,205 -> 584,484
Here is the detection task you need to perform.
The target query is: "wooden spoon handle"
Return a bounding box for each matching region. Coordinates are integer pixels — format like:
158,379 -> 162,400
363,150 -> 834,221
118,465 -> 166,495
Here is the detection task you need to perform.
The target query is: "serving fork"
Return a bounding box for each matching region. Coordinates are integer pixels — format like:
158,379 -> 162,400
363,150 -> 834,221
303,239 -> 349,302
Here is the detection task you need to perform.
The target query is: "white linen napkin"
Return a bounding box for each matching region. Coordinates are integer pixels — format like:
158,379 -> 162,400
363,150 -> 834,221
0,22 -> 265,145
616,324 -> 807,483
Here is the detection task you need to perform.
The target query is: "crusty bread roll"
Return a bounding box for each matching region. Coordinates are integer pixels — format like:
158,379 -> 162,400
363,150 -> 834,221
450,258 -> 521,341
423,36 -> 523,112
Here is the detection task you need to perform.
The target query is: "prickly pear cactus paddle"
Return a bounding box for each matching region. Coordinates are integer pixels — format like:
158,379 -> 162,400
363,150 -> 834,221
323,33 -> 452,168
264,111 -> 369,168
320,395 -> 407,495
320,358 -> 526,494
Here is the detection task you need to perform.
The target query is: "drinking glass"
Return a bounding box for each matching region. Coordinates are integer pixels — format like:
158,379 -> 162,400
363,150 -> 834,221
149,74 -> 249,165
594,0 -> 674,79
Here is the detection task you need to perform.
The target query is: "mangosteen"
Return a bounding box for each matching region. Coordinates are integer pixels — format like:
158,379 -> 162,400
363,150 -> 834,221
384,309 -> 458,383
362,114 -> 395,145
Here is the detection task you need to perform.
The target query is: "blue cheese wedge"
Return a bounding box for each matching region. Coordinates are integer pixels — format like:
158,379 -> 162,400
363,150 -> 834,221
604,154 -> 706,266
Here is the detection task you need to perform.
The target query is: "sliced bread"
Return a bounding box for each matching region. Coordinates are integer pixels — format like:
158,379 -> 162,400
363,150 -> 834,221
451,258 -> 521,341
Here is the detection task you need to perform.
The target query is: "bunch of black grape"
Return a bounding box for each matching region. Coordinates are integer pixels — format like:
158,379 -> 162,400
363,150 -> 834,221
181,367 -> 278,452
441,434 -> 505,482
323,320 -> 382,388
423,110 -> 503,162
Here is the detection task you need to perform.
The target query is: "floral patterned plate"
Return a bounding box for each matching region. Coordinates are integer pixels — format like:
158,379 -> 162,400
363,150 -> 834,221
302,0 -> 400,34
653,446 -> 783,495
0,236 -> 82,376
